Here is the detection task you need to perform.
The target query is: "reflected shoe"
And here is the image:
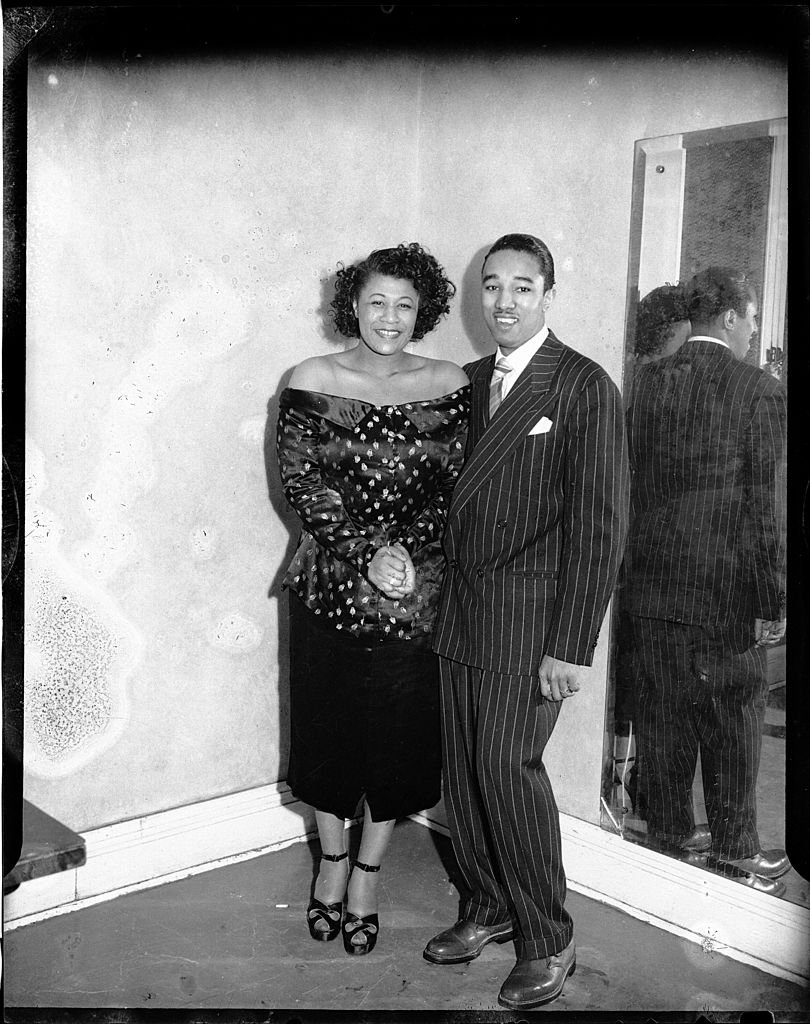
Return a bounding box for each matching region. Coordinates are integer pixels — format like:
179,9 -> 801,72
497,939 -> 577,1009
423,919 -> 515,964
680,825 -> 712,853
723,849 -> 790,879
705,857 -> 787,896
678,826 -> 712,865
736,874 -> 786,897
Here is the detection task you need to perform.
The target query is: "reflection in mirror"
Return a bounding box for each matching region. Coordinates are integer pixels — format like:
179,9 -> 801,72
601,118 -> 802,905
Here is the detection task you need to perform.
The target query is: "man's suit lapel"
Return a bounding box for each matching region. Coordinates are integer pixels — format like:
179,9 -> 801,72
451,332 -> 565,516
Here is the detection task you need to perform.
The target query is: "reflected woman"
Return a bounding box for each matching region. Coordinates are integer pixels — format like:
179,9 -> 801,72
613,282 -> 692,812
276,243 -> 469,954
633,282 -> 691,365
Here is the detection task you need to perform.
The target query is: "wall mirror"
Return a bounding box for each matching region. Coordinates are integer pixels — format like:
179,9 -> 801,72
600,117 -> 801,904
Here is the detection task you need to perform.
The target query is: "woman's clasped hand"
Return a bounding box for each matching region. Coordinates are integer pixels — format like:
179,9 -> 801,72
367,543 -> 416,598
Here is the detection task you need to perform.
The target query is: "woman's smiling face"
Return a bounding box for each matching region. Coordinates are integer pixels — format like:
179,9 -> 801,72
352,274 -> 419,355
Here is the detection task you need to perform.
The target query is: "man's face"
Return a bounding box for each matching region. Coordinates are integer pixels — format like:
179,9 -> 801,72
728,301 -> 758,361
481,249 -> 554,352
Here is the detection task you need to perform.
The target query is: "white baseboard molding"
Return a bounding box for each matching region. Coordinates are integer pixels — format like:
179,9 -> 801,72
4,782 -> 315,929
559,815 -> 810,988
5,785 -> 809,988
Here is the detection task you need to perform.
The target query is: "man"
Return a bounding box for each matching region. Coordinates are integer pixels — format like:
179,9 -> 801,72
623,265 -> 788,893
425,234 -> 629,1009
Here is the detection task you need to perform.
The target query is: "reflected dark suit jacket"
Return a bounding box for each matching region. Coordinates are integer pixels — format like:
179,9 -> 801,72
433,330 -> 629,674
624,339 -> 786,628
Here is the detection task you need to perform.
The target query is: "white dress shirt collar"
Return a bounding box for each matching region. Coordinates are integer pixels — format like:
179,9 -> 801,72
496,325 -> 550,398
687,334 -> 730,349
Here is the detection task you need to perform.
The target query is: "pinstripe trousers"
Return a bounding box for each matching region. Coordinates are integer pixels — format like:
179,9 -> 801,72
439,658 -> 574,959
630,616 -> 768,860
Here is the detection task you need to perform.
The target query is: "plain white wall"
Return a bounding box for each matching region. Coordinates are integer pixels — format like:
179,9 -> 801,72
23,42 -> 786,831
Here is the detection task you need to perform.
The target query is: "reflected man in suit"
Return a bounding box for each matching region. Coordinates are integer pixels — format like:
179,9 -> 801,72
424,234 -> 629,1009
624,265 -> 788,891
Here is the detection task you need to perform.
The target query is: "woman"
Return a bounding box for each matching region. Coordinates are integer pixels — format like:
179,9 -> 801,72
633,282 -> 691,364
611,282 -> 692,830
276,242 -> 469,955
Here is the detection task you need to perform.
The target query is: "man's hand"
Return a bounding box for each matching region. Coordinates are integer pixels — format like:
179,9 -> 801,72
755,617 -> 786,646
538,654 -> 588,702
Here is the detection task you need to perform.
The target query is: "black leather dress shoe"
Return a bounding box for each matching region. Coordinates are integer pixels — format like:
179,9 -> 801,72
497,939 -> 576,1009
723,849 -> 790,879
423,919 -> 514,964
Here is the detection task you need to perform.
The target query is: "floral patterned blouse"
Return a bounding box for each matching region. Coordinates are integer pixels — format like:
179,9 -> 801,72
276,386 -> 470,644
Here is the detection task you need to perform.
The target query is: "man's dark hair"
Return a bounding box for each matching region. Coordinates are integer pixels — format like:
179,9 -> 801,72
685,266 -> 757,324
482,233 -> 555,291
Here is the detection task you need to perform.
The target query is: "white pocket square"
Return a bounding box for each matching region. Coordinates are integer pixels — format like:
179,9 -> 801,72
529,416 -> 554,435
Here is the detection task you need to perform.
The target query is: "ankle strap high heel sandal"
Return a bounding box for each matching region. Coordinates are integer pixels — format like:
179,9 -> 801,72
342,860 -> 381,956
306,851 -> 348,942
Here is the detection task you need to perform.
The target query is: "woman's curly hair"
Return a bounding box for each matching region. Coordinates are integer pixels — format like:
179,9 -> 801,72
330,242 -> 456,341
634,282 -> 690,358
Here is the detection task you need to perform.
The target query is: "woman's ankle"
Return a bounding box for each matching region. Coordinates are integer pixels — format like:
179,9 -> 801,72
347,864 -> 381,917
314,856 -> 348,904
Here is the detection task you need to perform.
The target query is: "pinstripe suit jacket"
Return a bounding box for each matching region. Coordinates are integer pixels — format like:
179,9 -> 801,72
624,339 -> 786,627
433,330 -> 630,674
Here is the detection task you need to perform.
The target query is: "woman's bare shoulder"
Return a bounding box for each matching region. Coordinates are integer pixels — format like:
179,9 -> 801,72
288,355 -> 340,391
425,358 -> 470,392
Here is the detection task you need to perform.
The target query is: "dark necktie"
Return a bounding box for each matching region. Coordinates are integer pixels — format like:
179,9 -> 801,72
489,357 -> 513,419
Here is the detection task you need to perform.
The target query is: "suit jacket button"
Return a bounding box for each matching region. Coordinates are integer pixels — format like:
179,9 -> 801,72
496,518 -> 508,528
476,569 -> 485,578
449,559 -> 458,568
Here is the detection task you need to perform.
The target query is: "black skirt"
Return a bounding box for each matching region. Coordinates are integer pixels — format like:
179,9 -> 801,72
287,593 -> 442,822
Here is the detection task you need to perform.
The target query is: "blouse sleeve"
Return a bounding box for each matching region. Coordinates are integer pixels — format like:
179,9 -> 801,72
397,405 -> 468,557
276,401 -> 379,577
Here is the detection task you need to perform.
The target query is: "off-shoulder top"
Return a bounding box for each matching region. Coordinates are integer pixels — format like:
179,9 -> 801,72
276,386 -> 470,643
